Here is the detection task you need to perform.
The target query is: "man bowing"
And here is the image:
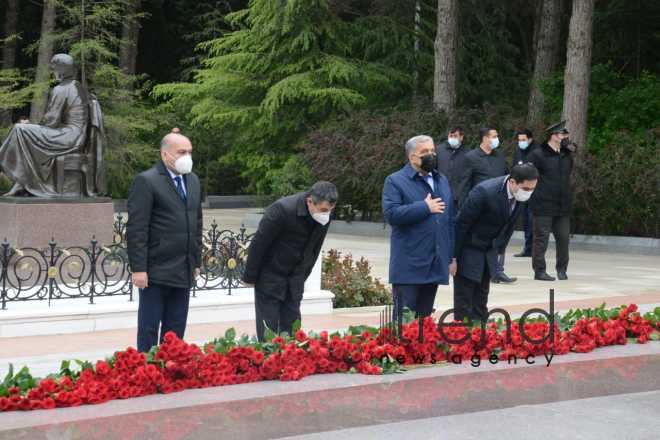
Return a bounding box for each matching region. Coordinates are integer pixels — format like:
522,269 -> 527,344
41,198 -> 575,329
242,181 -> 338,341
453,164 -> 538,321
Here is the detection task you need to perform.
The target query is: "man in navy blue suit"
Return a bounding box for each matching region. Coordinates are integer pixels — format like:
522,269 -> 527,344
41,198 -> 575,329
453,163 -> 539,321
382,135 -> 456,318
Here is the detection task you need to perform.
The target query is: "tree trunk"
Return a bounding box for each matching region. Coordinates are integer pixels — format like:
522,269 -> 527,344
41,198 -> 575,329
119,0 -> 141,77
413,0 -> 421,100
561,0 -> 595,156
30,0 -> 57,123
1,0 -> 19,125
432,0 -> 457,114
526,0 -> 561,132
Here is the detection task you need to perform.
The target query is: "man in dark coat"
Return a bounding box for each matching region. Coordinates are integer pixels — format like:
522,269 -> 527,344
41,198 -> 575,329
512,129 -> 539,257
383,135 -> 456,318
435,126 -> 469,204
242,181 -> 337,341
457,127 -> 515,284
127,132 -> 203,352
527,121 -> 575,281
453,164 -> 538,321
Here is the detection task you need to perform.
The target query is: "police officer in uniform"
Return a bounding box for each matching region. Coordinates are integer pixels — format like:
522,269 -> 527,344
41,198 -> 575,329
527,121 -> 576,281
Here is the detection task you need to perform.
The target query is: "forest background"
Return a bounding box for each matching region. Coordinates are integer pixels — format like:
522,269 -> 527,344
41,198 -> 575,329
0,0 -> 657,237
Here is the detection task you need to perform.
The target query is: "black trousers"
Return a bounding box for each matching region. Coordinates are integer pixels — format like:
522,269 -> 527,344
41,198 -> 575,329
495,252 -> 506,276
392,283 -> 438,319
137,284 -> 190,352
254,287 -> 301,342
453,265 -> 490,322
522,204 -> 533,254
532,215 -> 570,274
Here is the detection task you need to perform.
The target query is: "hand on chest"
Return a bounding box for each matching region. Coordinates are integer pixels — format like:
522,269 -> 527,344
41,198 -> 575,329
410,176 -> 445,200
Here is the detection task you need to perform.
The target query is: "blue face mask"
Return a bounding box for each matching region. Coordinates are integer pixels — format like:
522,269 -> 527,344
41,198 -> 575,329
518,141 -> 529,150
490,137 -> 500,149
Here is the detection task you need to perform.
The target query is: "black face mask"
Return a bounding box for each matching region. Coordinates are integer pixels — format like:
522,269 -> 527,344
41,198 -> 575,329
420,153 -> 437,173
560,138 -> 570,148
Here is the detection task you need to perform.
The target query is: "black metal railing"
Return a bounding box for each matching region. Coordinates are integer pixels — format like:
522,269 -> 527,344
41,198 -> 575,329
0,215 -> 253,310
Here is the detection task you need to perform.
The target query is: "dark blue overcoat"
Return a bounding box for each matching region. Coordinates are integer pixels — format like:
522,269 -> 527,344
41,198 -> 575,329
383,163 -> 455,285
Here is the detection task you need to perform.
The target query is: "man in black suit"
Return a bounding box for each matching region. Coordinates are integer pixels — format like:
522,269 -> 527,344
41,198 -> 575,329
512,129 -> 538,258
127,132 -> 203,352
457,126 -> 515,284
435,126 -> 469,203
453,164 -> 539,321
242,181 -> 337,341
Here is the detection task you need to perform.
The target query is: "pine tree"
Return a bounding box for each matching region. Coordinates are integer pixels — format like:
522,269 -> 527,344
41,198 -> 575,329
154,0 -> 409,193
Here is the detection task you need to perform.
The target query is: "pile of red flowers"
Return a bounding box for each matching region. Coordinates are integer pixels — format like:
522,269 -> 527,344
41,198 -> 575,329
1,303 -> 657,412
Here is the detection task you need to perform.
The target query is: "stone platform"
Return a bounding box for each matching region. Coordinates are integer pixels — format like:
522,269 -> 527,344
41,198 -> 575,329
0,287 -> 335,339
1,341 -> 657,439
0,197 -> 114,248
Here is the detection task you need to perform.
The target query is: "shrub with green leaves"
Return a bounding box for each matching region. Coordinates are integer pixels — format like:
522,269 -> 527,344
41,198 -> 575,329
302,103 -> 524,221
322,249 -> 391,308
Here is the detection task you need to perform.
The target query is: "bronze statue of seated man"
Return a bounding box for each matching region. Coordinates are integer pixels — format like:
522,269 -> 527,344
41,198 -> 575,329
0,53 -> 105,198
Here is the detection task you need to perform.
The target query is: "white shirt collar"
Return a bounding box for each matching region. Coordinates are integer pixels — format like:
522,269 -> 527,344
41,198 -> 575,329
166,167 -> 181,179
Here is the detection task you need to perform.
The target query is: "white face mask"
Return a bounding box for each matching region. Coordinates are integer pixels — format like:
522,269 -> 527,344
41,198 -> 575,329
173,154 -> 193,174
514,188 -> 533,202
448,137 -> 460,148
490,137 -> 500,149
312,212 -> 331,226
518,141 -> 529,150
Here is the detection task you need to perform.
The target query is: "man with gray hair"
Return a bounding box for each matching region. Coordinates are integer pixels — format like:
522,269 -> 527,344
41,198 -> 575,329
382,135 -> 456,318
127,131 -> 203,352
243,181 -> 338,341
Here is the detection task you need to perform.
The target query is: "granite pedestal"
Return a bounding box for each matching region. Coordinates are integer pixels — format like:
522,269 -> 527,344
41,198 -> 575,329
0,197 -> 114,248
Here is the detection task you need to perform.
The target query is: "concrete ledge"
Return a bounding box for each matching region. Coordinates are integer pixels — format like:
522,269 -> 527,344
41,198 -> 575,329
0,288 -> 335,338
244,213 -> 660,255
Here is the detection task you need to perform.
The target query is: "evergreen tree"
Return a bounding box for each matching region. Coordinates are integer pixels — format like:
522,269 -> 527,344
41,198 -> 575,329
154,0 -> 409,193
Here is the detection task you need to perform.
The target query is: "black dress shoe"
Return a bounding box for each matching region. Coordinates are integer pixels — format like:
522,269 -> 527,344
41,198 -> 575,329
514,251 -> 532,257
535,272 -> 556,281
493,273 -> 517,284
557,272 -> 568,280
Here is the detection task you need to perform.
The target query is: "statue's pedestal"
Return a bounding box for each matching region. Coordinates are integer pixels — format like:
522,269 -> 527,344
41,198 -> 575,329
0,197 -> 114,248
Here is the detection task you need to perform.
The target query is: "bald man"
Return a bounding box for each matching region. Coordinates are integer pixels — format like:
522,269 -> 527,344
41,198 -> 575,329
127,132 -> 203,352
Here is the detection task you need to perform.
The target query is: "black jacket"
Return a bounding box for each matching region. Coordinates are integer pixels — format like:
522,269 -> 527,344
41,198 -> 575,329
455,176 -> 522,282
527,142 -> 574,216
435,140 -> 470,200
127,161 -> 203,288
512,141 -> 538,167
243,192 -> 329,301
457,146 -> 509,208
